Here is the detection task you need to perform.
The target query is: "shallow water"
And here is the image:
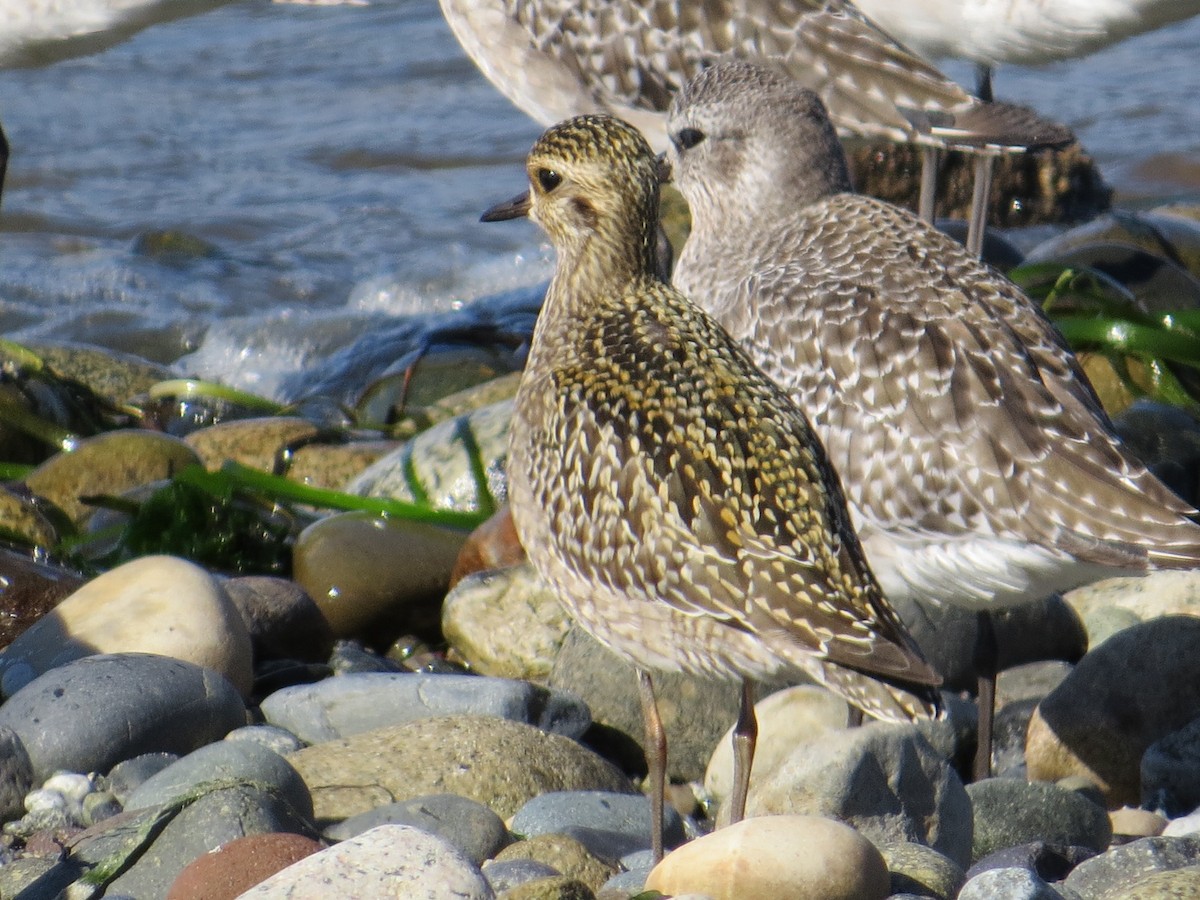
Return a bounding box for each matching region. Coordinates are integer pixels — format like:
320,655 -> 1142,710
0,0 -> 1198,399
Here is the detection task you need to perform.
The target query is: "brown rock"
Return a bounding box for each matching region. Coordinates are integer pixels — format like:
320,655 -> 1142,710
223,576 -> 334,663
24,430 -> 200,524
645,815 -> 890,900
1026,616 -> 1200,807
494,834 -> 618,892
184,417 -> 319,473
166,832 -> 324,900
286,716 -> 633,824
450,505 -> 526,588
0,549 -> 85,650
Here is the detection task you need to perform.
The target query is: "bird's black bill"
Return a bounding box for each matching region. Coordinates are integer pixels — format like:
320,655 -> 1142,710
481,191 -> 531,222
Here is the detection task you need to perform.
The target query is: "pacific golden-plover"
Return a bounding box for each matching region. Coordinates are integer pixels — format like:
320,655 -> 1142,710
484,113 -> 941,858
666,59 -> 1200,778
442,0 -> 1073,256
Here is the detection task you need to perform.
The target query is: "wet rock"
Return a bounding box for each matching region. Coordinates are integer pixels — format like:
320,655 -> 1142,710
443,563 -> 571,681
100,783 -> 318,900
0,549 -> 85,649
509,791 -> 687,859
0,653 -> 246,782
967,778 -> 1112,863
286,715 -> 633,823
890,594 -> 1087,693
222,825 -> 491,899
483,858 -> 563,893
357,344 -> 523,436
550,626 -> 759,783
223,575 -> 334,664
0,726 -> 35,822
0,486 -> 58,548
1064,570 -> 1200,647
166,832 -> 325,900
1112,401 -> 1200,507
292,511 -> 467,640
123,740 -> 312,820
645,814 -> 889,900
286,438 -> 401,491
0,554 -> 253,698
493,833 -> 618,892
184,416 -> 320,472
23,429 -> 200,524
957,867 -> 1073,900
1063,836 -> 1200,899
966,840 -> 1096,883
880,841 -> 965,900
1026,209 -> 1200,284
846,140 -> 1111,230
745,722 -> 972,868
1142,718 -> 1200,816
499,875 -> 596,899
1026,242 -> 1200,312
705,684 -> 850,805
1026,616 -> 1200,807
348,398 -> 512,513
1112,807 -> 1168,839
24,341 -> 175,407
325,794 -> 510,865
450,506 -> 527,588
259,672 -> 590,743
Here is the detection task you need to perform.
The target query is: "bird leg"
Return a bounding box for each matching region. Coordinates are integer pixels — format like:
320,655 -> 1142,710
965,152 -> 996,258
728,679 -> 758,825
973,609 -> 999,781
638,669 -> 667,862
918,146 -> 940,223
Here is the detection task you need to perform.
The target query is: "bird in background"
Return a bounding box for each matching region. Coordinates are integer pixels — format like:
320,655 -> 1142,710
440,0 -> 1073,257
0,0 -> 236,66
484,112 -> 940,859
665,60 -> 1200,780
853,0 -> 1200,100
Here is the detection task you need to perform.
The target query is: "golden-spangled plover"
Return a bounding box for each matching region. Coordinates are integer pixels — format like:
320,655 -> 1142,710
484,113 -> 940,857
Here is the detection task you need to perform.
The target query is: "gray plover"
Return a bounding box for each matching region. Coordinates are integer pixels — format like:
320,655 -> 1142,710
484,113 -> 940,857
441,0 -> 1073,256
853,0 -> 1200,99
666,60 -> 1200,777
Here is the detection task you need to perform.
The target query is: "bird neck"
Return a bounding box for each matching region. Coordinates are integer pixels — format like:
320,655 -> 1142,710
543,211 -> 661,322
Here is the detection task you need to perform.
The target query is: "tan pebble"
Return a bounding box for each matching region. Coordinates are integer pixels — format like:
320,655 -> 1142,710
1110,807 -> 1167,838
644,814 -> 889,900
0,555 -> 252,697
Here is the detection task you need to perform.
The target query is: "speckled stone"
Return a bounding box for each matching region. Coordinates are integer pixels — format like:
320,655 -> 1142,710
967,778 -> 1112,863
493,833 -> 618,893
1142,718 -> 1200,816
957,867 -> 1072,900
1064,836 -> 1200,899
23,429 -> 200,524
324,794 -> 510,865
645,815 -> 889,900
880,841 -> 965,900
745,722 -> 972,868
509,791 -> 687,859
260,672 -> 589,744
233,825 -> 495,899
442,563 -> 572,682
705,685 -> 849,804
0,653 -> 246,782
1026,617 -> 1200,807
285,716 -> 632,823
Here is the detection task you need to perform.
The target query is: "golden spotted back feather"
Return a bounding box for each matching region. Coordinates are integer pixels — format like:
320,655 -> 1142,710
502,114 -> 940,722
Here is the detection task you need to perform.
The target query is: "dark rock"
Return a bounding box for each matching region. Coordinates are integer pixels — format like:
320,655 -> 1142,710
325,794 -> 510,865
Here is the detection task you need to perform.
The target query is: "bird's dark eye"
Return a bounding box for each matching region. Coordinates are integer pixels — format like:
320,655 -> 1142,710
674,128 -> 705,150
536,168 -> 562,192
